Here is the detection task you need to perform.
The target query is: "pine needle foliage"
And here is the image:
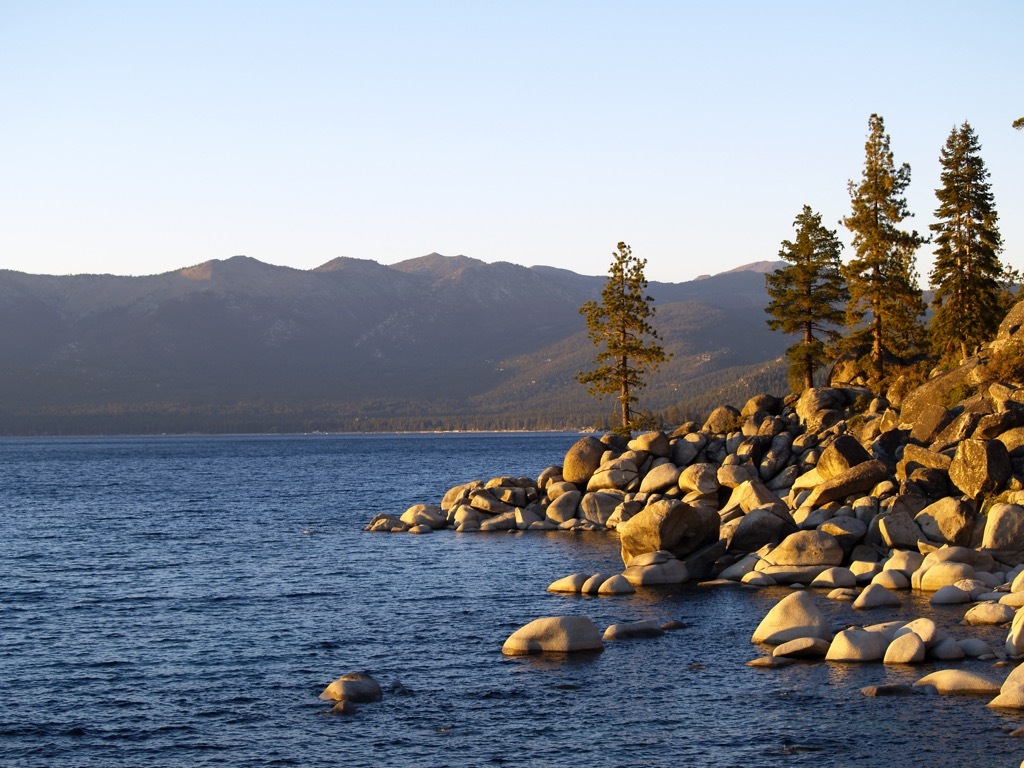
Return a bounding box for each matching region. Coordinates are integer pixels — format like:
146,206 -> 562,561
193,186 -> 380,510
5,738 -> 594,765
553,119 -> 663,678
841,114 -> 927,389
929,121 -> 1005,362
765,205 -> 848,393
576,242 -> 670,436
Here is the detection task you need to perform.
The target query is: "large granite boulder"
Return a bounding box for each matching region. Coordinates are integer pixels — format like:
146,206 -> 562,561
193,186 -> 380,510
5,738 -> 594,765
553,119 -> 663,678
562,436 -> 607,486
949,438 -> 1011,499
914,497 -> 975,546
825,628 -> 889,662
501,616 -> 604,655
616,499 -> 719,566
702,405 -> 742,434
751,591 -> 832,645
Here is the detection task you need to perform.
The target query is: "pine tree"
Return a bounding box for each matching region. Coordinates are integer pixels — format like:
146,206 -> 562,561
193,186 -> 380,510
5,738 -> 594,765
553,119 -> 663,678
929,121 -> 1005,361
576,242 -> 670,435
765,205 -> 848,392
841,114 -> 927,388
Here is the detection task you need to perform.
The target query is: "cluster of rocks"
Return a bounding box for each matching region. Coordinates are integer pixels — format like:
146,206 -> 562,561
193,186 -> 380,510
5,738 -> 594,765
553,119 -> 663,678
747,588 -> 1024,709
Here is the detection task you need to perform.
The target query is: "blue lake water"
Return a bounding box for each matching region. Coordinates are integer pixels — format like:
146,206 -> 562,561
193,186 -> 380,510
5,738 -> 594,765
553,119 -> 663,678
1,433 -> 1022,767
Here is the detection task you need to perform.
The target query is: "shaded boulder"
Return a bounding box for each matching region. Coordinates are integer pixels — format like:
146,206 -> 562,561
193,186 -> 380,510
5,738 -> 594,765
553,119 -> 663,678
816,435 -> 873,481
617,499 -> 719,566
914,497 -> 975,547
603,619 -> 665,640
804,460 -> 890,509
751,591 -> 831,645
728,508 -> 796,553
501,616 -> 604,656
766,530 -> 844,567
562,437 -> 607,486
579,491 -> 624,526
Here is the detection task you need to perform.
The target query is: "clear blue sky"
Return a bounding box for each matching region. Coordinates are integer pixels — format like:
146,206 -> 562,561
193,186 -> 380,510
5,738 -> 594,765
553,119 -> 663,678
1,0 -> 1021,283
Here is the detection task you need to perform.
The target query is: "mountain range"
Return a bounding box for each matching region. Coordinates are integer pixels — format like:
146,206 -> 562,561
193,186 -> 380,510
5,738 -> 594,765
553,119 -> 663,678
0,254 -> 789,434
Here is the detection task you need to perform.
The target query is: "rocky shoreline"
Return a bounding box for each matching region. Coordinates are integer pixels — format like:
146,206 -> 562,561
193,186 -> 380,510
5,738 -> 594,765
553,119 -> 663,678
359,302 -> 1024,737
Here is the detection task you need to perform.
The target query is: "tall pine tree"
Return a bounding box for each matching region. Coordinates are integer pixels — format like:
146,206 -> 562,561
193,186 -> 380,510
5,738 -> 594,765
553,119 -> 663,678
576,242 -> 669,435
929,121 -> 1005,361
765,205 -> 848,392
841,114 -> 927,388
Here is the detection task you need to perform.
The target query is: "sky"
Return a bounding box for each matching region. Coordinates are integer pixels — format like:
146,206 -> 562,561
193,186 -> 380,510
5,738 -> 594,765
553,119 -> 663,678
1,1 -> 1022,284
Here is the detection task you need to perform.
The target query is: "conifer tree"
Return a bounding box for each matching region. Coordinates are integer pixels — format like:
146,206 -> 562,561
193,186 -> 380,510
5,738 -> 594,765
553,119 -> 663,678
841,114 -> 927,388
576,242 -> 669,435
929,121 -> 1005,361
765,205 -> 848,392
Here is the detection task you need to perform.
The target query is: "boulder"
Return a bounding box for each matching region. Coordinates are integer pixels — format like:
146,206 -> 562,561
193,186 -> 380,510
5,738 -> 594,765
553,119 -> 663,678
949,438 -> 1011,499
603,619 -> 665,640
678,463 -> 720,495
400,503 -> 446,529
989,659 -> 1024,708
597,574 -> 635,595
501,616 -> 605,655
963,602 -> 1015,626
919,561 -> 976,591
562,437 -> 607,486
617,499 -> 719,566
913,670 -> 1002,696
853,583 -> 901,609
363,513 -> 407,532
1006,608 -> 1024,657
929,585 -> 971,605
810,567 -> 857,588
622,556 -> 690,586
825,628 -> 889,662
816,435 -> 873,481
728,507 -> 796,553
703,405 -> 742,434
818,516 -> 868,557
772,637 -> 831,658
982,503 -> 1024,553
883,632 -> 926,664
639,462 -> 682,494
914,497 -> 975,547
751,591 -> 832,645
578,491 -> 624,526
546,490 -> 581,524
878,509 -> 927,550
587,458 -> 639,492
804,460 -> 890,509
319,672 -> 384,703
765,530 -> 844,567
547,573 -> 589,593
629,431 -> 670,458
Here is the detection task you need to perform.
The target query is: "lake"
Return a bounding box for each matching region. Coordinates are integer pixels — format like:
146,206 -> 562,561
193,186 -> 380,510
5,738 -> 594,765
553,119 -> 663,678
0,433 -> 1020,767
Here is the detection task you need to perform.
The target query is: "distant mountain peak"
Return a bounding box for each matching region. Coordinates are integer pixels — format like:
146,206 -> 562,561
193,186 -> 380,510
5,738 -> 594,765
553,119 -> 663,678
694,260 -> 784,280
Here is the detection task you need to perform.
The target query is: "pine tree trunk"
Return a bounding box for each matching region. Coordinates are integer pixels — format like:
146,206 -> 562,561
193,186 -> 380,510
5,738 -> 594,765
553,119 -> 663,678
620,355 -> 630,433
803,322 -> 814,391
